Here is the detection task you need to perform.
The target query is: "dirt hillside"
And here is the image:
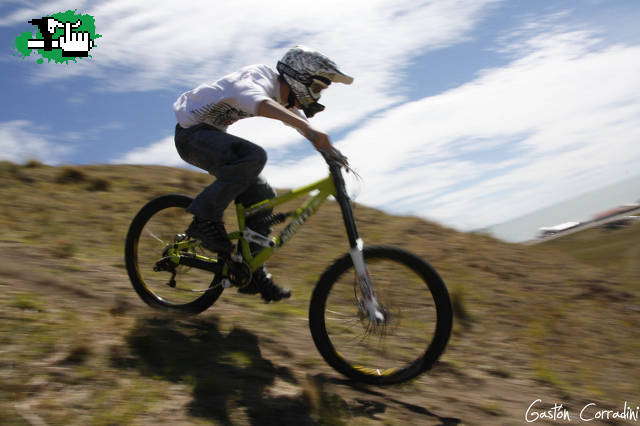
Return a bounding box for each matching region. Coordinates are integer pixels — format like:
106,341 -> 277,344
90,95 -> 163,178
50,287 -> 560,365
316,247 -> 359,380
1,161 -> 638,425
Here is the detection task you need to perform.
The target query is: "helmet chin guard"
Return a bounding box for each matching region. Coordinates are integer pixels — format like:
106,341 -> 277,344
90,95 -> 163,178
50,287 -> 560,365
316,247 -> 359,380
302,102 -> 325,118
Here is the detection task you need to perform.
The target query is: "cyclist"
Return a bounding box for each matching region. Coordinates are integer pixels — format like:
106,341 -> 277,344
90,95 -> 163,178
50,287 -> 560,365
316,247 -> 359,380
173,46 -> 353,302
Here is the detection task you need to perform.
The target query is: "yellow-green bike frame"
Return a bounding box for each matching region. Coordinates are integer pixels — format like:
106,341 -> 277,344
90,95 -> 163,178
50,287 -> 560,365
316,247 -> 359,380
230,174 -> 337,272
125,153 -> 452,385
163,158 -> 361,282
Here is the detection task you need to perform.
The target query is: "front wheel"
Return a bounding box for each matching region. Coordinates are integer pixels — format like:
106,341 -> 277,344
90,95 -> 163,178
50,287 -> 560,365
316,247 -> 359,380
309,246 -> 452,385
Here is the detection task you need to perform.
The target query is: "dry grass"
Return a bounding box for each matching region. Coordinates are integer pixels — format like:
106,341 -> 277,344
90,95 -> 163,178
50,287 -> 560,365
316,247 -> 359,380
55,166 -> 89,184
23,159 -> 45,168
0,162 -> 638,425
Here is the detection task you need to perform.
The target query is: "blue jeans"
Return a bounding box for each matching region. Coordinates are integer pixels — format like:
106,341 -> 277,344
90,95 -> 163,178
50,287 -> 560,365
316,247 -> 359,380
174,123 -> 275,230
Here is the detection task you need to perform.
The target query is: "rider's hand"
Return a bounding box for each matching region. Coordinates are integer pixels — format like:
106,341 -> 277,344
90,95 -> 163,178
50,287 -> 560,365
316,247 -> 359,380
304,126 -> 349,166
304,126 -> 333,153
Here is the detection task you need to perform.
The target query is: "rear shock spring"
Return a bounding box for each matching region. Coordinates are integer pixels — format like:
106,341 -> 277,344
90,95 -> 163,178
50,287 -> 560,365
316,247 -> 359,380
247,212 -> 290,229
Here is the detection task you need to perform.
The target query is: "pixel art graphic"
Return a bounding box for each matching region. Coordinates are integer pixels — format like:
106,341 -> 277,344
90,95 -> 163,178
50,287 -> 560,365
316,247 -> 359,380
13,9 -> 101,64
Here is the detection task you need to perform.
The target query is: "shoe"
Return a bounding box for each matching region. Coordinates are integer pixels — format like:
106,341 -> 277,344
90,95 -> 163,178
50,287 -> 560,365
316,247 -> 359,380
239,266 -> 291,302
185,217 -> 233,254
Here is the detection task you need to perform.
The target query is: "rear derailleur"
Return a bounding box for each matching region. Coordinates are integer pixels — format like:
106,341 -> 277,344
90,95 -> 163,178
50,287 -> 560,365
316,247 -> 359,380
152,233 -> 190,288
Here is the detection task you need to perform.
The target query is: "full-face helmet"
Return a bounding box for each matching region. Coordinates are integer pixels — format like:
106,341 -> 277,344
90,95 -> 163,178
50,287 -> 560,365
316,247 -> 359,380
277,46 -> 353,118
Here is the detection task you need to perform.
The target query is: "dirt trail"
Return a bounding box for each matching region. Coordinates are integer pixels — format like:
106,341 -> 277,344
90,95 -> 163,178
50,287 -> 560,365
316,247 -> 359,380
1,242 -> 631,425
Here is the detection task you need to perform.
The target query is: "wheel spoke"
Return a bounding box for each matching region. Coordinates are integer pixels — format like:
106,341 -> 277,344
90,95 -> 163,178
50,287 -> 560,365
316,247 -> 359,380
326,309 -> 357,317
145,227 -> 166,245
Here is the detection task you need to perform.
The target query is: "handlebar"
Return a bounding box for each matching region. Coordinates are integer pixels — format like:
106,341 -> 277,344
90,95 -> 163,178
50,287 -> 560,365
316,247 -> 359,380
319,148 -> 349,168
319,148 -> 361,181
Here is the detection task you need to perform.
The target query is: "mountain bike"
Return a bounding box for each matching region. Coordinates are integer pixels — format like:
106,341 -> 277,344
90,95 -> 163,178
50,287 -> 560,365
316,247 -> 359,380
124,150 -> 452,385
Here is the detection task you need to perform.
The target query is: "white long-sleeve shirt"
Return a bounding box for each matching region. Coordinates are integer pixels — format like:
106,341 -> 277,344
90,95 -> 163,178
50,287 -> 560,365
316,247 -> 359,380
174,64 -> 298,130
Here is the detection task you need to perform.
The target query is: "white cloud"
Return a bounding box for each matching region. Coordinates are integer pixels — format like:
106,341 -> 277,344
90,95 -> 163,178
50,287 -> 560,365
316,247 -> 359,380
0,120 -> 72,164
112,135 -> 182,166
111,119 -> 304,167
18,0 -> 498,137
228,117 -> 304,151
9,2 -> 638,239
113,27 -> 640,236
60,121 -> 123,142
0,0 -> 89,26
100,0 -> 498,167
260,30 -> 640,232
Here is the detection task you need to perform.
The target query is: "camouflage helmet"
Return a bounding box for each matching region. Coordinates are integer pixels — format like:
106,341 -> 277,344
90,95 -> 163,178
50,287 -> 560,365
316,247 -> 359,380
277,46 -> 353,118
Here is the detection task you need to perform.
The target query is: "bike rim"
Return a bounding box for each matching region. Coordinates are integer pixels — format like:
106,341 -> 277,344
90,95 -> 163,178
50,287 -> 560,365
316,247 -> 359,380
135,205 -> 216,305
323,256 -> 438,377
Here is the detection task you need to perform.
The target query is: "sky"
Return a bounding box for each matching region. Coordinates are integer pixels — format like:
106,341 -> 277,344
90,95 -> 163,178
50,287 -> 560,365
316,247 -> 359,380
2,0 -> 640,241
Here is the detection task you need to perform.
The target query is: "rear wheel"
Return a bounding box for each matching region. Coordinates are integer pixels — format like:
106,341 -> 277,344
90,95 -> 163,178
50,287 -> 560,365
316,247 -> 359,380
124,194 -> 223,314
309,246 -> 452,385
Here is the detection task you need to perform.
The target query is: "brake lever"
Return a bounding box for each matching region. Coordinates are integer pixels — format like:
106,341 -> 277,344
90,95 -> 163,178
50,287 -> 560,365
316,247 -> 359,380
319,149 -> 363,196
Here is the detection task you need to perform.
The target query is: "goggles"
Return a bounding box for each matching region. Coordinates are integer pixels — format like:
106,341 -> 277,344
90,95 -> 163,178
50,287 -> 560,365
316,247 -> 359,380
308,78 -> 330,101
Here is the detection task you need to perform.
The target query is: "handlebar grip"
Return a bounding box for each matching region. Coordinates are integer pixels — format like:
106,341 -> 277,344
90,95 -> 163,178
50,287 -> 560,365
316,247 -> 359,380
320,148 -> 349,167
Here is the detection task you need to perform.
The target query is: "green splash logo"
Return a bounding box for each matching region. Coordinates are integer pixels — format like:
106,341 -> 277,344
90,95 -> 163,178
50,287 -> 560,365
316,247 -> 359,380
13,9 -> 101,64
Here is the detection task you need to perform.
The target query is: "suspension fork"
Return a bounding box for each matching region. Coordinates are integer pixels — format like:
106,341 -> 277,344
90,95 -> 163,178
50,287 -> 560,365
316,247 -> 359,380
330,164 -> 360,248
330,165 -> 385,323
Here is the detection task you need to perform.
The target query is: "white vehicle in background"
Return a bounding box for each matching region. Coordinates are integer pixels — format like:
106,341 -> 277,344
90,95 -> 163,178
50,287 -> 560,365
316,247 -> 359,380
538,221 -> 581,238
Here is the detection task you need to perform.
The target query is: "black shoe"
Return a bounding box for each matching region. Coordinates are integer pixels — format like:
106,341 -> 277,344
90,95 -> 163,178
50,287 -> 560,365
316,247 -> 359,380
185,217 -> 233,254
239,267 -> 291,302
